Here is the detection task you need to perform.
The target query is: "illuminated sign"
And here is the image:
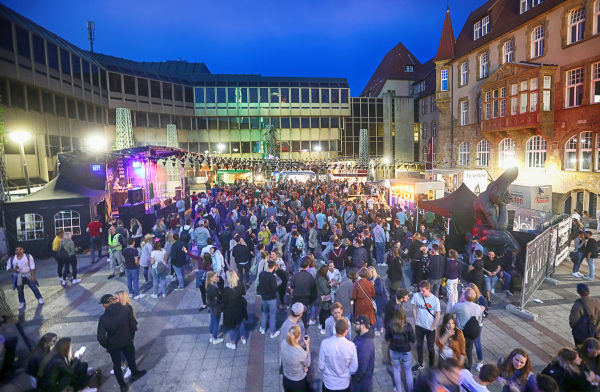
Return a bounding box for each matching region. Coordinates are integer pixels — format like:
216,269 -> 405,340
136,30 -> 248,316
92,165 -> 101,172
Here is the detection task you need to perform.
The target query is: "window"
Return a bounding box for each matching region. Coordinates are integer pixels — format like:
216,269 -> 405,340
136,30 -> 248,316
460,62 -> 468,85
595,0 -> 600,35
565,135 -> 578,170
485,92 -> 491,120
543,90 -> 551,111
54,210 -> 81,235
482,16 -> 490,35
477,140 -> 490,167
441,69 -> 448,91
581,131 -> 593,171
17,213 -> 44,241
511,83 -> 518,96
520,92 -> 528,114
431,96 -> 437,112
566,67 -> 584,108
405,65 -> 414,72
459,142 -> 470,166
492,90 -> 499,118
503,41 -> 513,64
521,0 -> 529,14
526,136 -> 547,168
500,99 -> 506,117
530,92 -> 538,112
592,63 -> 600,104
597,133 -> 600,171
421,99 -> 427,115
544,76 -> 552,89
432,121 -> 437,137
460,101 -> 468,125
531,25 -> 545,58
479,52 -> 488,78
568,7 -> 585,45
474,21 -> 481,40
422,122 -> 428,139
499,138 -> 516,168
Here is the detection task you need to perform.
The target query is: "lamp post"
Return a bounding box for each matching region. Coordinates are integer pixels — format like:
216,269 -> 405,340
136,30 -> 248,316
10,131 -> 31,194
218,144 -> 224,156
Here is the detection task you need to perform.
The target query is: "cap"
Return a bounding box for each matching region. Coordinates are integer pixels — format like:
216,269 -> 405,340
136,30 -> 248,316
472,236 -> 479,241
352,315 -> 371,327
291,302 -> 307,316
99,294 -> 115,305
577,283 -> 590,294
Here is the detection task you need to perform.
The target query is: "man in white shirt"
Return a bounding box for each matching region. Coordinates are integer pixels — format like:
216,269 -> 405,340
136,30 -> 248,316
411,280 -> 441,371
318,318 -> 358,392
459,365 -> 499,392
6,246 -> 44,310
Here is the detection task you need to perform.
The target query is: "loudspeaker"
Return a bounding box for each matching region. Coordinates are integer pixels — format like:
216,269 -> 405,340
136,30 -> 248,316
118,202 -> 145,226
128,188 -> 143,204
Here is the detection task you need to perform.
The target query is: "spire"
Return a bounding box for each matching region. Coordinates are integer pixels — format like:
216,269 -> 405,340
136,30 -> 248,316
434,6 -> 455,62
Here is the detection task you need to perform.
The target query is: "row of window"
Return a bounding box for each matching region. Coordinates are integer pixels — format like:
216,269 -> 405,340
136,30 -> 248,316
108,72 -> 194,104
421,96 -> 437,115
458,136 -> 547,168
194,86 -> 349,105
565,131 -> 600,171
421,121 -> 438,139
566,63 -> 600,107
195,116 -> 343,130
16,211 -> 80,242
483,76 -> 552,120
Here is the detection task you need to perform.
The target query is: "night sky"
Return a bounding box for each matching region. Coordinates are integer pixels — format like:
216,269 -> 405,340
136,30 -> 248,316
1,0 -> 479,94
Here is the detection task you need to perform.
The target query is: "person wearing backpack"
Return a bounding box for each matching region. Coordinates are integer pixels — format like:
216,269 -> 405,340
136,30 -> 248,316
569,284 -> 600,345
150,241 -> 168,299
447,287 -> 483,371
6,246 -> 44,310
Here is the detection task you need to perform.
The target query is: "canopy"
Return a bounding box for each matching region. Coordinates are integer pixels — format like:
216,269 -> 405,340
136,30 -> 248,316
9,175 -> 108,205
417,183 -> 476,218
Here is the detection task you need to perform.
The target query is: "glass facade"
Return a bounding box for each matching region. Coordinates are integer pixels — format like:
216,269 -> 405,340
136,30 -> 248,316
342,97 -> 386,157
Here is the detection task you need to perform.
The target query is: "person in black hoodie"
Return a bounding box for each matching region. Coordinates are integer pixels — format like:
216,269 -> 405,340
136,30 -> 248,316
26,332 -> 57,389
582,231 -> 598,281
426,244 -> 445,298
257,261 -> 280,338
169,234 -> 187,291
231,235 -> 251,285
97,294 -> 146,392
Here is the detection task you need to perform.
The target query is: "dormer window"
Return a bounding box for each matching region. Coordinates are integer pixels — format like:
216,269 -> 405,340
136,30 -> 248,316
521,0 -> 544,14
474,16 -> 490,40
474,21 -> 481,40
405,65 -> 414,72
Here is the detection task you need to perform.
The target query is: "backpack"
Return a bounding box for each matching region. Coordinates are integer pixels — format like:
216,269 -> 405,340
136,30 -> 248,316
180,227 -> 191,243
572,298 -> 597,343
462,316 -> 481,340
155,252 -> 167,274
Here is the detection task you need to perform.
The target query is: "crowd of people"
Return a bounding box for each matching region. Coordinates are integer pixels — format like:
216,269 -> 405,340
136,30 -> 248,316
3,178 -> 600,392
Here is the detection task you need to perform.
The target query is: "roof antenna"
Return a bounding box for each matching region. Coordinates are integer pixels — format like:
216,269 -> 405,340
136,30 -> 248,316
87,20 -> 95,52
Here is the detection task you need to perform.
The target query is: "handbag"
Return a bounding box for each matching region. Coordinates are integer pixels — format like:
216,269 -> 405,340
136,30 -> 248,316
320,294 -> 332,302
56,245 -> 69,261
357,280 -> 377,313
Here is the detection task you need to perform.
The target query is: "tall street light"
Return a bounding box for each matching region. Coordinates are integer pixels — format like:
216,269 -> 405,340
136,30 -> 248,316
10,131 -> 31,194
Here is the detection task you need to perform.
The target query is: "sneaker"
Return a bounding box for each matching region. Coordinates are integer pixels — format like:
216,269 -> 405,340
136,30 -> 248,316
259,327 -> 266,335
130,370 -> 146,382
476,362 -> 483,372
107,274 -> 115,280
241,337 -> 247,344
209,337 -> 214,343
174,287 -> 184,291
503,290 -> 513,296
380,263 -> 388,267
412,363 -> 424,372
374,330 -> 381,337
134,294 -> 146,300
491,289 -> 495,294
270,331 -> 280,339
80,388 -> 98,392
61,279 -> 67,286
572,272 -> 582,277
72,279 -> 82,284
488,301 -> 492,307
212,337 -> 224,344
38,298 -> 44,305
583,275 -> 594,280
150,294 -> 158,299
226,342 -> 236,350
576,272 -> 584,277
18,303 -> 25,310
199,305 -> 208,311
123,367 -> 132,379
162,294 -> 166,298
317,324 -> 323,330
308,319 -> 316,326
319,329 -> 326,335
128,293 -> 133,298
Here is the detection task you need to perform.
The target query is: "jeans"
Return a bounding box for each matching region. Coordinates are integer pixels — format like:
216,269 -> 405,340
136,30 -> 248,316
108,344 -> 139,389
68,255 -> 78,280
142,266 -> 150,282
228,321 -> 247,343
375,312 -> 384,331
501,271 -> 512,291
427,278 -> 442,298
474,325 -> 483,362
375,242 -> 385,265
173,265 -> 185,288
237,262 -> 250,284
572,251 -> 584,273
89,236 -> 101,261
55,256 -> 69,280
390,350 -> 413,392
261,298 -> 278,333
587,258 -> 595,278
210,311 -> 221,338
152,267 -> 167,295
109,251 -> 125,275
415,325 -> 436,366
402,262 -> 413,289
483,275 -> 498,292
126,268 -> 140,296
17,276 -> 43,304
445,279 -> 459,312
465,337 -> 474,370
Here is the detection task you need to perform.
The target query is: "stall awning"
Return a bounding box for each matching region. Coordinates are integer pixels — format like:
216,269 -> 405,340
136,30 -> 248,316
417,183 -> 476,218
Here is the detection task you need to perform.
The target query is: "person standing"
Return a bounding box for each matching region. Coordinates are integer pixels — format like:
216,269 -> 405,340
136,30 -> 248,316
6,246 -> 44,310
411,280 -> 441,371
150,241 -> 168,298
317,265 -> 334,333
426,244 -> 444,298
223,270 -> 248,350
384,289 -> 410,330
61,232 -> 81,285
169,233 -> 187,291
97,294 -> 146,392
352,268 -> 376,327
318,318 -> 358,392
352,315 -> 375,392
582,231 -> 598,280
258,261 -> 280,338
206,271 -> 224,345
290,257 -> 317,327
386,304 -> 415,392
281,325 -> 311,392
447,288 -> 483,371
176,196 -> 186,227
52,230 -> 69,284
87,216 -> 103,263
482,251 -> 501,306
372,219 -> 387,267
231,235 -> 251,285
569,283 -> 600,345
107,225 -> 125,279
444,250 -> 460,312
279,303 -> 308,349
122,238 -> 145,300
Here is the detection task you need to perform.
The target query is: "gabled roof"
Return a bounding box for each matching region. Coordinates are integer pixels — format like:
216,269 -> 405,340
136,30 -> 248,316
414,59 -> 437,100
361,42 -> 421,97
453,0 -> 565,60
434,6 -> 455,62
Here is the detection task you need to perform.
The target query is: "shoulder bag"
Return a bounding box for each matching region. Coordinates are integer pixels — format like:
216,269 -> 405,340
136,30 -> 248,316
357,280 -> 377,313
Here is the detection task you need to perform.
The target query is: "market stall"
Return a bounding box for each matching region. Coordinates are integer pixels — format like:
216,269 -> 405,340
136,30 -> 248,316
371,178 -> 445,209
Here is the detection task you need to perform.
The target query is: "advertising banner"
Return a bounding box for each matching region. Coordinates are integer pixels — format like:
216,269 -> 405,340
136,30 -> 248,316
554,218 -> 572,271
463,171 -> 488,195
521,227 -> 552,309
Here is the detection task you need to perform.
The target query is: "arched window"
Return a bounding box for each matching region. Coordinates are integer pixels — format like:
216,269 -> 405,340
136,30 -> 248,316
568,7 -> 586,44
531,25 -> 545,58
459,142 -> 470,166
54,210 -> 81,235
526,136 -> 547,168
595,0 -> 600,35
499,138 -> 516,168
477,140 -> 490,167
17,213 -> 44,241
431,121 -> 437,137
580,131 -> 593,171
565,135 -> 578,170
502,40 -> 513,63
565,132 -> 594,171
479,52 -> 489,78
422,122 -> 428,139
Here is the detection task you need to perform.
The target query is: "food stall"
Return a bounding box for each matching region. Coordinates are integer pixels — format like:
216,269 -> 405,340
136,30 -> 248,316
216,169 -> 253,184
370,178 -> 445,209
425,169 -> 488,195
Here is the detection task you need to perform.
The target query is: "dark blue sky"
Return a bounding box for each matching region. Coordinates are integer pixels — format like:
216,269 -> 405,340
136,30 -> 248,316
2,0 -> 480,94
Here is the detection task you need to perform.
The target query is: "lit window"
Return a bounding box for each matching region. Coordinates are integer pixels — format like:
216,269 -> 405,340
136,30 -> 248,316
543,90 -> 551,111
54,210 -> 81,235
461,62 -> 468,86
565,135 -> 578,170
511,83 -> 518,96
405,65 -> 414,72
432,121 -> 437,137
441,69 -> 448,91
581,131 -> 593,171
530,91 -> 538,112
595,1 -> 600,35
502,41 -> 513,64
568,7 -> 586,45
17,214 -> 44,241
422,123 -> 428,139
480,52 -> 488,78
566,67 -> 584,108
459,142 -> 470,166
530,78 -> 538,90
474,21 -> 481,40
521,80 -> 528,91
592,63 -> 600,104
543,76 -> 552,89
460,101 -> 468,126
499,138 -> 516,168
500,99 -> 506,117
477,140 -> 490,167
526,135 -> 546,168
485,102 -> 491,120
511,97 -> 518,115
531,25 -> 545,58
482,16 -> 490,35
520,0 -> 529,14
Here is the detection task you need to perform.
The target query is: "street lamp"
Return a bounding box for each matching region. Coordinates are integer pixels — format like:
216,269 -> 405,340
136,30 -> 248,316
218,144 -> 224,155
10,131 -> 31,194
86,135 -> 107,152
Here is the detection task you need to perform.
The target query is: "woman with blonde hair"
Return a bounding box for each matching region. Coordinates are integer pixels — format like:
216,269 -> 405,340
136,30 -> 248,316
222,270 -> 248,349
139,234 -> 154,283
280,325 -> 311,392
467,282 -> 488,371
150,240 -> 168,298
206,271 -> 224,344
542,348 -> 593,392
352,267 -> 376,325
112,290 -> 136,378
60,232 -> 81,285
129,218 -> 143,247
368,266 -> 388,335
